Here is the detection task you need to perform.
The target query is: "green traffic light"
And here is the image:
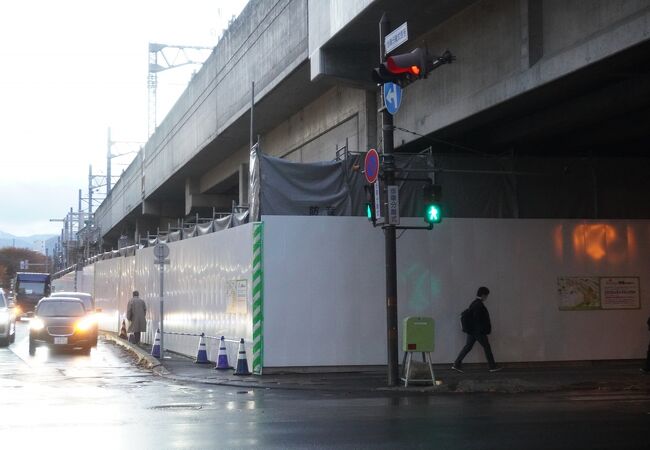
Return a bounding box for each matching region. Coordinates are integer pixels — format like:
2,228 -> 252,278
366,203 -> 373,220
424,204 -> 442,224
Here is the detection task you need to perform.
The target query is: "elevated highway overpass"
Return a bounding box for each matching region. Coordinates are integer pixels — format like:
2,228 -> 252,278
95,0 -> 650,248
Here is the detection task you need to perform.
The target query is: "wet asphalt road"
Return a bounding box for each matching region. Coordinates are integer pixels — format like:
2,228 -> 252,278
1,321 -> 649,450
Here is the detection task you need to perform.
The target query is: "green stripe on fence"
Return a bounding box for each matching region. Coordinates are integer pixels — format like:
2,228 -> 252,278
252,222 -> 264,375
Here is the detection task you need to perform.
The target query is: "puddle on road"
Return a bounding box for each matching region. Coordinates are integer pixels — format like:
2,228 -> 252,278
149,403 -> 204,410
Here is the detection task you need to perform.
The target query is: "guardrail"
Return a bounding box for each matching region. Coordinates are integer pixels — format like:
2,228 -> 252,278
161,331 -> 243,344
159,330 -> 252,374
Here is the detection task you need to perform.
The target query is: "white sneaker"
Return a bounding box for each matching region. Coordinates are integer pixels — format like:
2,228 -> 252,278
489,367 -> 503,373
451,365 -> 464,373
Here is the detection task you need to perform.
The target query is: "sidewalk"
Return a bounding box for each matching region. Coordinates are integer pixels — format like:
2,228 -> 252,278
103,333 -> 650,394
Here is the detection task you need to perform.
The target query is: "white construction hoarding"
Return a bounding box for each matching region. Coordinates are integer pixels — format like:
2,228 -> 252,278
262,217 -> 650,367
84,217 -> 649,370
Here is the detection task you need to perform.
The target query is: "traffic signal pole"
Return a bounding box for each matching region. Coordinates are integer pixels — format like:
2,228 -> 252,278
372,15 -> 453,386
379,13 -> 399,387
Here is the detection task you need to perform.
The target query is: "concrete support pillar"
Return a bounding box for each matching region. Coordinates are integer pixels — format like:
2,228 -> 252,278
142,199 -> 161,216
520,0 -> 544,68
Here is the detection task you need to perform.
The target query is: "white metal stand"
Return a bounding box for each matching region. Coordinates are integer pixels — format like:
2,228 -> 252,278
401,351 -> 435,387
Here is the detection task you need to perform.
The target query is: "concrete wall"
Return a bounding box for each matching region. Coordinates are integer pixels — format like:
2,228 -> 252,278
265,86 -> 376,161
542,0 -> 650,56
199,85 -> 376,191
308,0 -> 374,56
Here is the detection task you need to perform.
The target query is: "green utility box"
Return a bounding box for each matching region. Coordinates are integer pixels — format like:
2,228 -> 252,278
402,316 -> 434,352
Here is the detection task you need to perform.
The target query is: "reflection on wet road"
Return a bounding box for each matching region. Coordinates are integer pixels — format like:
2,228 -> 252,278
1,321 -> 649,449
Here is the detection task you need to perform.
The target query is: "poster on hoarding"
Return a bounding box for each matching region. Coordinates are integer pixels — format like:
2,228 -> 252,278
226,279 -> 248,314
557,277 -> 601,310
557,276 -> 641,310
600,277 -> 640,309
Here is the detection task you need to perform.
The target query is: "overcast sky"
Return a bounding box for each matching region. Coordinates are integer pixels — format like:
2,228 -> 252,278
0,0 -> 247,237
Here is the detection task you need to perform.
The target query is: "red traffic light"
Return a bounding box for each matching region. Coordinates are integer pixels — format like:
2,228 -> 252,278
386,48 -> 427,77
372,48 -> 454,85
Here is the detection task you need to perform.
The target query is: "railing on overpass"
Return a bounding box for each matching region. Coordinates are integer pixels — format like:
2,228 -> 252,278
54,205 -> 250,278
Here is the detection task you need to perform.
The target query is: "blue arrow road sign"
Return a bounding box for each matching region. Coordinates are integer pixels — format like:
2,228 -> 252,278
383,82 -> 402,115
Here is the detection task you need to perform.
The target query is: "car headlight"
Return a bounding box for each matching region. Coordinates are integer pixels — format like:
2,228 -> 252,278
30,317 -> 45,330
75,316 -> 96,332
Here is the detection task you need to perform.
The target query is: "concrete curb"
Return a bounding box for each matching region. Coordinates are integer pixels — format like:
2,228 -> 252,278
100,333 -> 650,394
101,332 -> 273,388
144,367 -> 650,394
102,332 -> 170,375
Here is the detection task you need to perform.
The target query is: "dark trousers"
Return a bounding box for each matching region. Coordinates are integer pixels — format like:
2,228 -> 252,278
132,332 -> 141,344
645,340 -> 650,370
454,333 -> 496,369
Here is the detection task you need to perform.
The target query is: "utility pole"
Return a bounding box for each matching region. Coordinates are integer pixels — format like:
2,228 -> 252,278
78,189 -> 84,234
379,14 -> 399,386
107,127 -> 112,195
105,128 -> 143,197
250,81 -> 255,152
88,165 -> 93,217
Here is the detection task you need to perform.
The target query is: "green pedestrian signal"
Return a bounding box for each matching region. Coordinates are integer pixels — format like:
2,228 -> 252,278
424,203 -> 442,224
422,184 -> 442,225
364,184 -> 376,223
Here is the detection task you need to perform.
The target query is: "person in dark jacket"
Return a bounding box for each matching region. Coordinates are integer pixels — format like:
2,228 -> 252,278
642,315 -> 650,373
127,290 -> 147,344
452,286 -> 502,373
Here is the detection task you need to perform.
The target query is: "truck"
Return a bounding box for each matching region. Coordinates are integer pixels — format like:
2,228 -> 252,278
13,272 -> 51,316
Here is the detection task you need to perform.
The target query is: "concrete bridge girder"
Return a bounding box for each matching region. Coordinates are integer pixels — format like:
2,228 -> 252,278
184,178 -> 236,216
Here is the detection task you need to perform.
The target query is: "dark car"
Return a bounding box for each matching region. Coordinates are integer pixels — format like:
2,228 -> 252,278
0,288 -> 16,346
49,291 -> 99,347
29,297 -> 96,355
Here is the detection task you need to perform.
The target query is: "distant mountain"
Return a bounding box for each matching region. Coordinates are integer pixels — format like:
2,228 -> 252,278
0,231 -> 57,254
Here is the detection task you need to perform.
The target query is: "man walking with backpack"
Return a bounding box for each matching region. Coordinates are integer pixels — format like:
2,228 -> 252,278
452,286 -> 502,373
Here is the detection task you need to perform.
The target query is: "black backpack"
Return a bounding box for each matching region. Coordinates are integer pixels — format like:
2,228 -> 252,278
460,308 -> 473,333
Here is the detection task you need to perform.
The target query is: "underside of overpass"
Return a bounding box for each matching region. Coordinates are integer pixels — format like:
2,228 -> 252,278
405,39 -> 650,158
398,39 -> 650,220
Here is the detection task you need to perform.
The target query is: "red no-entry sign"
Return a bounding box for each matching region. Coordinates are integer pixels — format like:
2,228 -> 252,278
365,149 -> 380,184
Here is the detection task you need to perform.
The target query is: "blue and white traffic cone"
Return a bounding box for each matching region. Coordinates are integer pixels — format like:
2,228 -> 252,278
151,328 -> 161,358
233,338 -> 251,376
195,333 -> 210,364
214,336 -> 231,370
